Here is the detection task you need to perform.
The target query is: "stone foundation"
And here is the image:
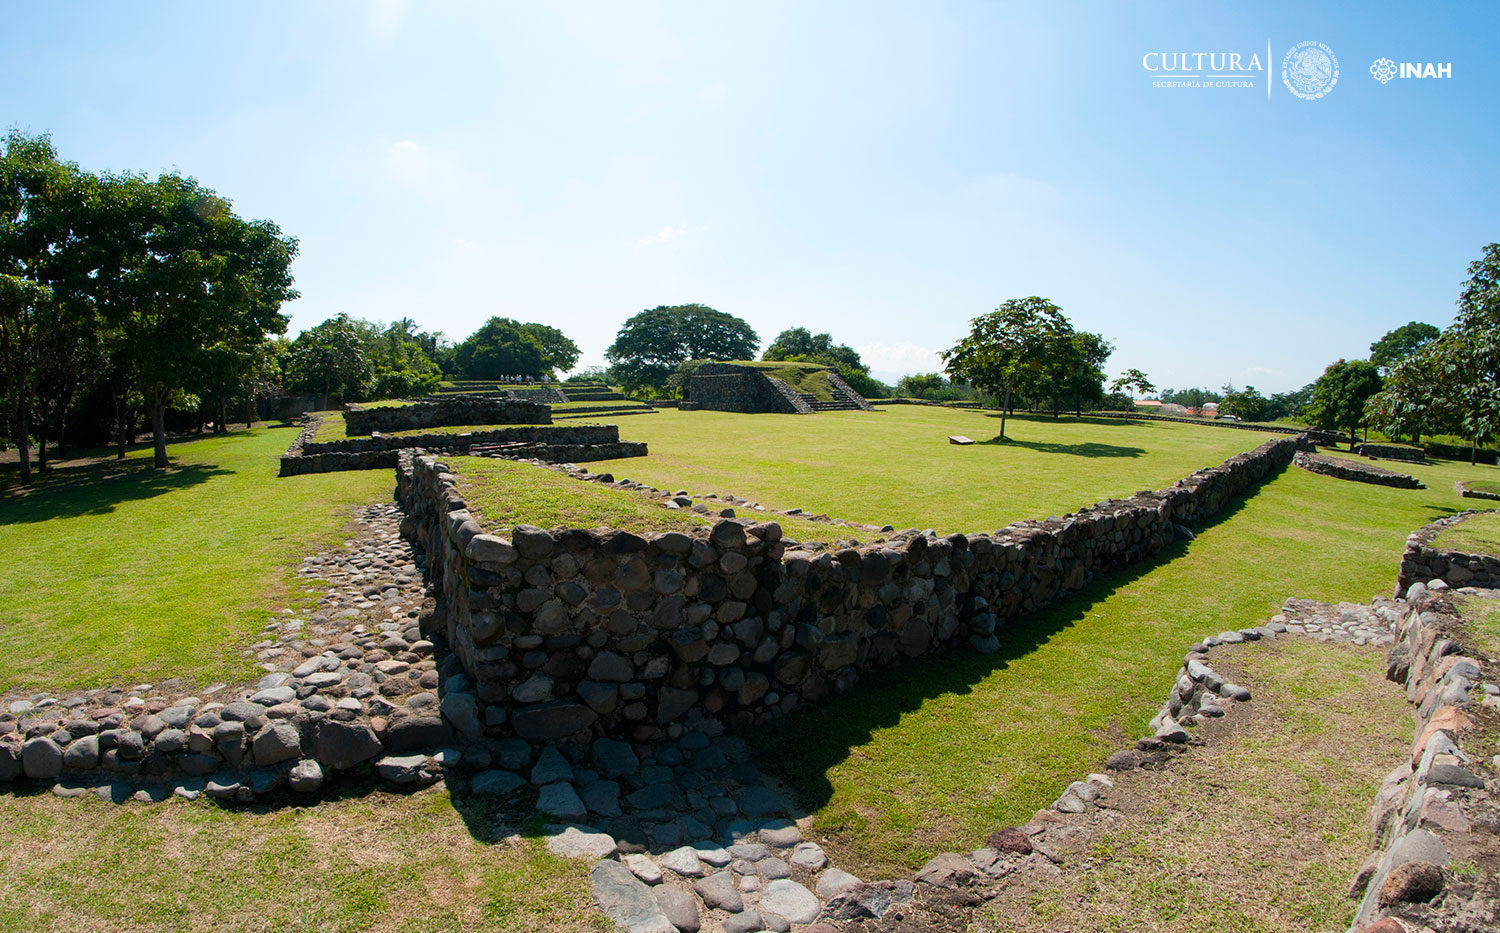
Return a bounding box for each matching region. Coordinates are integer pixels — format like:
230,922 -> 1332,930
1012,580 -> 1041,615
1294,451 -> 1425,489
397,435 -> 1314,747
1357,443 -> 1427,463
344,396 -> 550,435
1396,510 -> 1500,596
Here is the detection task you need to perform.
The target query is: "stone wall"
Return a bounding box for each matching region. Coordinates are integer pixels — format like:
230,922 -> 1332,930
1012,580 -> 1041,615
1396,510 -> 1500,596
397,435 -> 1314,746
343,396 -> 551,435
1294,451 -> 1425,489
1349,583 -> 1500,931
281,422 -> 642,476
1088,411 -> 1347,446
1357,443 -> 1427,463
687,365 -> 807,414
1457,482 -> 1500,502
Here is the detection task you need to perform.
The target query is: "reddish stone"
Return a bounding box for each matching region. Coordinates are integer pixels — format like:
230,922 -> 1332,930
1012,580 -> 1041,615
986,827 -> 1033,854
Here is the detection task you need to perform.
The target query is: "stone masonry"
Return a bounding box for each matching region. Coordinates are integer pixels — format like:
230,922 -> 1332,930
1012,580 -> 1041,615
397,435 -> 1314,748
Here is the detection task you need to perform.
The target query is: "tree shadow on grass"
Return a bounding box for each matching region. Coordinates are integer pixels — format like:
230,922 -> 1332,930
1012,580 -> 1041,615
979,436 -> 1146,457
972,412 -> 1158,430
752,483 -> 1263,819
0,460 -> 231,525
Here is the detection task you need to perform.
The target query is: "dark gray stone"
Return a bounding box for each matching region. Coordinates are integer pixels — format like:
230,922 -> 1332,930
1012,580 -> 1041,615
313,719 -> 383,770
693,870 -> 743,911
589,860 -> 675,933
511,701 -> 598,742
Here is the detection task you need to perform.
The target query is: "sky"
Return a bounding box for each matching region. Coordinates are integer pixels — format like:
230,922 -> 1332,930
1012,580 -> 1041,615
4,1 -> 1497,393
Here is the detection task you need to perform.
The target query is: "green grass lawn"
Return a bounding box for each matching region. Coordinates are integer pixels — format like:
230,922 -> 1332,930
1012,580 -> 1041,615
1434,509 -> 1500,557
587,408 -> 1276,532
0,785 -> 606,933
758,443 -> 1500,877
1464,479 -> 1500,495
0,426 -> 390,693
311,410 -> 347,441
452,457 -> 844,544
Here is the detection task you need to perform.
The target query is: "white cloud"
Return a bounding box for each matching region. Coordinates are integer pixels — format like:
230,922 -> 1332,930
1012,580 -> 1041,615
386,139 -> 431,184
855,341 -> 945,375
636,223 -> 688,249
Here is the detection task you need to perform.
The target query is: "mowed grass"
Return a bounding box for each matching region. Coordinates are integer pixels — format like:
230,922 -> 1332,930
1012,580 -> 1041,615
760,445 -> 1500,877
451,456 -> 841,544
0,427 -> 390,693
588,408 -> 1268,532
0,786 -> 606,933
978,638 -> 1412,933
1435,509 -> 1500,557
1464,479 -> 1500,495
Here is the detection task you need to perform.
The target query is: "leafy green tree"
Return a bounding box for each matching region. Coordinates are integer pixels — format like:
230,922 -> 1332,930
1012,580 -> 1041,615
606,304 -> 759,394
100,171 -> 297,467
287,313 -> 375,407
1307,359 -> 1384,449
453,316 -> 546,380
1370,321 -> 1441,372
1368,342 -> 1455,446
1109,368 -> 1155,397
1268,384 -> 1314,421
1043,330 -> 1112,416
1447,243 -> 1500,461
941,296 -> 1075,440
518,322 -> 581,375
1218,385 -> 1273,422
763,327 -> 864,371
0,275 -> 53,483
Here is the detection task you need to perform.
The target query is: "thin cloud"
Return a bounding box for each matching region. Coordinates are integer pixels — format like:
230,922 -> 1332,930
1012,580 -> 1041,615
636,223 -> 688,249
855,341 -> 946,374
386,139 -> 430,184
370,0 -> 406,39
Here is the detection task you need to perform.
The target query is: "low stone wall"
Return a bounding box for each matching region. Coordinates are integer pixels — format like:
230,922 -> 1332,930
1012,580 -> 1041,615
343,396 -> 551,435
1357,443 -> 1427,463
1294,451 -> 1425,489
687,366 -> 807,414
1087,411 -> 1347,446
1396,510 -> 1500,596
281,423 -> 639,476
1349,583 -> 1500,931
397,435 -> 1314,746
1457,482 -> 1500,502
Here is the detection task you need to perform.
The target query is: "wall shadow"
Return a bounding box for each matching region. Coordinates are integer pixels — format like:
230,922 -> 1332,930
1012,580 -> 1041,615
752,483 -> 1263,817
0,460 -> 230,525
979,436 -> 1146,457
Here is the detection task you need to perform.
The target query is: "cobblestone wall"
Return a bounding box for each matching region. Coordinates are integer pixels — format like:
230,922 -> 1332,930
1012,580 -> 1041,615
398,435 -> 1314,746
1396,510 -> 1500,596
344,396 -> 550,435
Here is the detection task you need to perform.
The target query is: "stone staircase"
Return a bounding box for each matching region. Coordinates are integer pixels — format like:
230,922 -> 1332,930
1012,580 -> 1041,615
797,385 -> 866,412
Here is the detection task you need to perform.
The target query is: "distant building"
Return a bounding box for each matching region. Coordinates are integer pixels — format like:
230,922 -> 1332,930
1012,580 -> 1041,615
1134,399 -> 1164,409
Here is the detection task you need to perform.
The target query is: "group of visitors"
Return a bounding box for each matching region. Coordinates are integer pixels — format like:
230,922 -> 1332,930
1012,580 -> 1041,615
500,374 -> 539,385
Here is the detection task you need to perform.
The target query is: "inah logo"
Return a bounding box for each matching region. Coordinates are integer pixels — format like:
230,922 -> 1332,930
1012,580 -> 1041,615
1282,40 -> 1339,99
1370,57 -> 1453,85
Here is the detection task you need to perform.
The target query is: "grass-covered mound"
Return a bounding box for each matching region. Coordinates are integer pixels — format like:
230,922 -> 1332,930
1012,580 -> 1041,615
708,360 -> 841,401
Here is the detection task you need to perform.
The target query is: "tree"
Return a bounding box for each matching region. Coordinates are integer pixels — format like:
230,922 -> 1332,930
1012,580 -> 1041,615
1109,368 -> 1155,398
0,275 -> 52,483
1045,330 -> 1112,416
606,304 -> 759,394
763,327 -> 864,371
941,296 -> 1074,440
1368,342 -> 1455,446
98,171 -> 296,467
1447,243 -> 1500,462
1219,385 -> 1274,422
1307,359 -> 1383,449
287,314 -> 376,407
518,322 -> 581,375
1370,321 -> 1441,372
453,316 -> 546,380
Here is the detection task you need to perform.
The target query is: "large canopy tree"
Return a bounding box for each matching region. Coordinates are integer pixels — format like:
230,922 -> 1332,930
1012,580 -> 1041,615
1307,358 -> 1383,449
518,322 -> 580,375
453,316 -> 547,380
1370,321 -> 1440,372
100,172 -> 298,467
606,303 -> 759,394
941,296 -> 1077,440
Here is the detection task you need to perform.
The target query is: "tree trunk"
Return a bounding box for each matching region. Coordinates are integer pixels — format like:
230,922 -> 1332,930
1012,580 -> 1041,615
999,387 -> 1011,440
1474,435 -> 1479,466
58,415 -> 67,459
14,399 -> 31,486
151,400 -> 169,468
36,416 -> 47,472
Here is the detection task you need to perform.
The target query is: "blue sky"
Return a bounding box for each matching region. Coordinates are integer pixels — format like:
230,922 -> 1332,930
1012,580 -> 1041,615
4,1 -> 1496,392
